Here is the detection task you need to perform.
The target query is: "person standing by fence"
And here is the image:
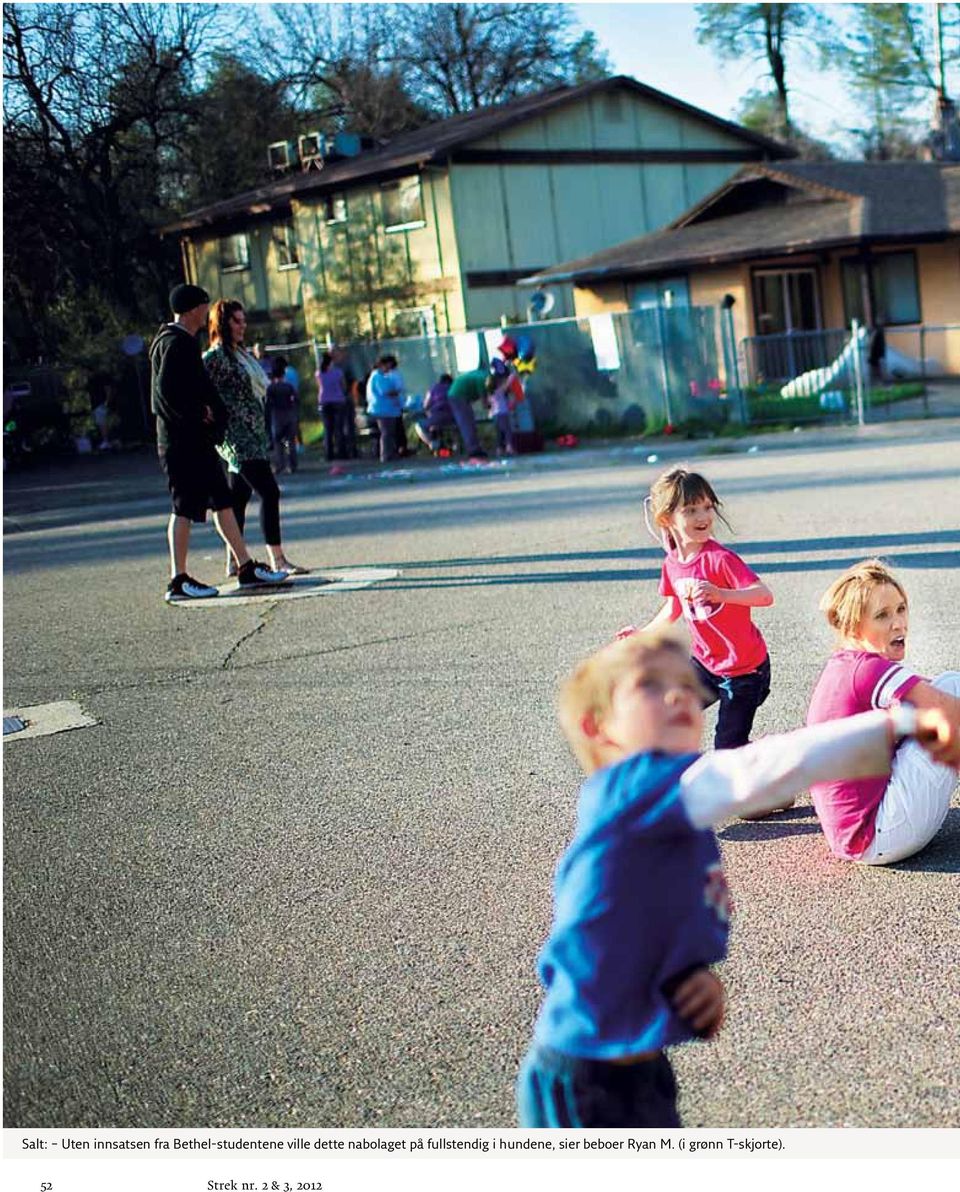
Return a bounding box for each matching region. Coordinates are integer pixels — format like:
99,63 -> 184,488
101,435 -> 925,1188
316,350 -> 350,462
366,355 -> 405,462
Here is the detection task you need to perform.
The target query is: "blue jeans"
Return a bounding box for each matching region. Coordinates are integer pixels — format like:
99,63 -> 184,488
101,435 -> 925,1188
693,655 -> 771,750
517,1044 -> 680,1129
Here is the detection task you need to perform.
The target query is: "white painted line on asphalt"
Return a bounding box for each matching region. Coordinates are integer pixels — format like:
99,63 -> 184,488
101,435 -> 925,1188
170,568 -> 400,609
2,700 -> 98,741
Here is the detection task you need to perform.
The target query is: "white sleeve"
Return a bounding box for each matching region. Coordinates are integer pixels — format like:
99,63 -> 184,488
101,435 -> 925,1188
679,710 -> 894,828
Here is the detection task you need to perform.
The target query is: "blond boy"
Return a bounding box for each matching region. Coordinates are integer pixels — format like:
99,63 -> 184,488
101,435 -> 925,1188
518,628 -> 958,1128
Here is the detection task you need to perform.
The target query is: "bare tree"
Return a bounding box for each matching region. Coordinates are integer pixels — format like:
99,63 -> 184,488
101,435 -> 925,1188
3,2 -> 230,352
391,2 -> 610,115
247,3 -> 427,140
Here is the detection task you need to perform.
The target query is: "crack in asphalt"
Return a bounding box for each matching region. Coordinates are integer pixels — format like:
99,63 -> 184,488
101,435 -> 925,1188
16,616 -> 498,701
220,601 -> 283,669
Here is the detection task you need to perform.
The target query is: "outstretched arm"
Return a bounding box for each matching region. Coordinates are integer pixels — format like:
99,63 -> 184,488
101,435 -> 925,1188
616,597 -> 682,640
642,596 -> 682,630
679,706 -> 959,827
904,679 -> 960,724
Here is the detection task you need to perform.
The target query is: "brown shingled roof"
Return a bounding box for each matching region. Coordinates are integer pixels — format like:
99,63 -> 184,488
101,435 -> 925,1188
160,75 -> 792,235
520,162 -> 960,285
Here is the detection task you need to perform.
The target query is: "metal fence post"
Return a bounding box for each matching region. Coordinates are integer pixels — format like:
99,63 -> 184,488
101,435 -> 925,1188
920,326 -> 929,415
720,303 -> 746,423
655,304 -> 673,426
851,319 -> 866,426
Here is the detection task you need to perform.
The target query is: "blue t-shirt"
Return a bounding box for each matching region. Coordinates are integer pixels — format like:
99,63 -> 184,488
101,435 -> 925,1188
533,751 -> 730,1058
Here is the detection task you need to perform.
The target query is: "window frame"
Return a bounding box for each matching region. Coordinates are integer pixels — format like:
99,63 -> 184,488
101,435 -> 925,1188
841,250 -> 922,327
750,265 -> 823,334
219,232 -> 250,273
272,221 -> 300,271
381,175 -> 426,233
325,193 -> 348,225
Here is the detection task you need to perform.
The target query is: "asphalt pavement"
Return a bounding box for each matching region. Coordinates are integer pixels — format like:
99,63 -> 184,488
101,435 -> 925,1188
4,419 -> 960,1128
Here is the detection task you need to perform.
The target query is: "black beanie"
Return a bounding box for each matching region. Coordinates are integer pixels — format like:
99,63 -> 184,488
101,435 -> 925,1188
169,283 -> 210,314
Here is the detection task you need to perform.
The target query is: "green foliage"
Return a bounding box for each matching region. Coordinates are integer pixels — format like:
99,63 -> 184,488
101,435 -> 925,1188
176,53 -> 304,206
746,390 -> 849,423
695,3 -> 832,137
306,199 -> 421,343
826,4 -> 933,159
736,89 -> 836,159
869,381 -> 926,405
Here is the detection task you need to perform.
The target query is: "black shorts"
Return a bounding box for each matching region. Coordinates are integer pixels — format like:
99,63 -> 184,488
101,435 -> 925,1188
159,441 -> 232,523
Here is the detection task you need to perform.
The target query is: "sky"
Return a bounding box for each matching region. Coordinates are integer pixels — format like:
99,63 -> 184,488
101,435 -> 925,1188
569,1 -> 951,153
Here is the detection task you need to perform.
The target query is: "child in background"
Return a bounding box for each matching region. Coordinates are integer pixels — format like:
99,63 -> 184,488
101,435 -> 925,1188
518,629 -> 959,1128
265,359 -> 300,475
487,361 -> 516,456
622,467 -> 773,752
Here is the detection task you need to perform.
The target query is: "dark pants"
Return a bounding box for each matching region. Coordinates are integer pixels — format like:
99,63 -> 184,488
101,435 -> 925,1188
493,411 -> 514,453
229,458 -> 282,546
271,412 -> 299,473
376,416 -> 401,462
343,404 -> 358,458
321,403 -> 350,461
693,655 -> 771,750
517,1044 -> 680,1129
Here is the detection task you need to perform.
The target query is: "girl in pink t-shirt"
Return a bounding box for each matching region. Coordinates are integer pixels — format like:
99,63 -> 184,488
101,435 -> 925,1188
807,559 -> 960,864
621,467 -> 775,754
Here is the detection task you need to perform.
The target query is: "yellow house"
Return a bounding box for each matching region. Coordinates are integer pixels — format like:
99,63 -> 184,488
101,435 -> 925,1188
520,162 -> 960,377
160,76 -> 790,341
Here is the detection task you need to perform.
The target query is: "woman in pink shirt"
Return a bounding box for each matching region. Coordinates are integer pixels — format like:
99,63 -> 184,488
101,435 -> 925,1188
806,559 -> 960,864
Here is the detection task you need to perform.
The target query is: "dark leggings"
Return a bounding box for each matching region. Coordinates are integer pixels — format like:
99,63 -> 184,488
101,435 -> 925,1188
229,457 -> 281,546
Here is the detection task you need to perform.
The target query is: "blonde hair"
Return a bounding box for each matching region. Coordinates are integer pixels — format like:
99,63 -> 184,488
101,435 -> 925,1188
648,466 -> 730,550
819,558 -> 908,639
558,627 -> 694,773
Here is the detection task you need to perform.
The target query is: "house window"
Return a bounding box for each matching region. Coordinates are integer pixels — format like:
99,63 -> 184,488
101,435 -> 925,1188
842,252 -> 921,326
325,193 -> 347,224
752,268 -> 821,334
219,233 -> 249,273
382,176 -> 424,231
273,221 -> 299,269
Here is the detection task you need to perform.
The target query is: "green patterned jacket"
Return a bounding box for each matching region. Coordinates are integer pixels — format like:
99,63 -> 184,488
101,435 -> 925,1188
202,345 -> 270,473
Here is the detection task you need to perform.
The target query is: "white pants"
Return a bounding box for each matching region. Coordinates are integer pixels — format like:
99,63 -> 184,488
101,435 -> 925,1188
860,672 -> 960,865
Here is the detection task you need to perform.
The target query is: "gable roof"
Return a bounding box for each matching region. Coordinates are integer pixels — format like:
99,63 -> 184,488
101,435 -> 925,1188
519,161 -> 960,286
161,75 -> 792,235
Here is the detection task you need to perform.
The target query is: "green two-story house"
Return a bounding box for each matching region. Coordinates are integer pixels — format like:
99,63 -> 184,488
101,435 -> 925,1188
160,75 -> 791,342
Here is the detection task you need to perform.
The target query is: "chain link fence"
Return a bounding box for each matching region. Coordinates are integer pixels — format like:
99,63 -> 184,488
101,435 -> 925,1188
7,315 -> 959,467
738,323 -> 960,427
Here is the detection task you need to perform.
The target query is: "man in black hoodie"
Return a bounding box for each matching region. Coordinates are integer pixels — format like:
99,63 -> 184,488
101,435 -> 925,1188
151,284 -> 286,602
